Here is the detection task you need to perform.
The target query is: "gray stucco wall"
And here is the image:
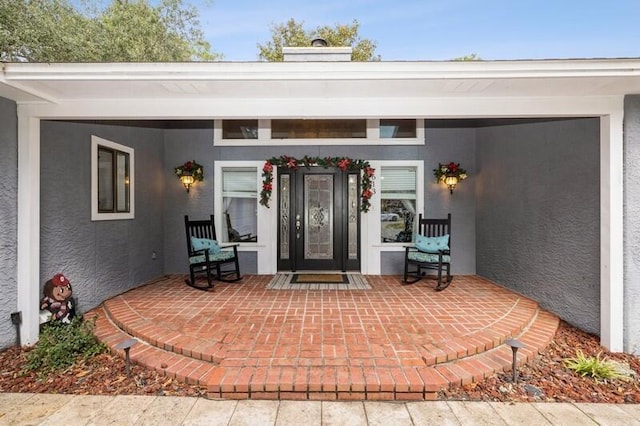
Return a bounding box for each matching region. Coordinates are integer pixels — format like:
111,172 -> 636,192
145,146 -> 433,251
476,118 -> 600,334
40,121 -> 165,313
161,127 -> 478,276
624,95 -> 640,354
0,97 -> 18,349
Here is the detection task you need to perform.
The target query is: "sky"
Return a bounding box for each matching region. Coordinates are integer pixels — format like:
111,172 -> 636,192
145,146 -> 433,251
90,0 -> 640,61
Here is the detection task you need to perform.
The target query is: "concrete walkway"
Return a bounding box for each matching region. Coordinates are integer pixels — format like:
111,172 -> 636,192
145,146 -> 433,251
1,393 -> 639,425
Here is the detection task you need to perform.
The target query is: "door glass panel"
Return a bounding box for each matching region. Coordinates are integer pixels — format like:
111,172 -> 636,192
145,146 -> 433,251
348,174 -> 358,259
304,174 -> 333,260
280,174 -> 290,259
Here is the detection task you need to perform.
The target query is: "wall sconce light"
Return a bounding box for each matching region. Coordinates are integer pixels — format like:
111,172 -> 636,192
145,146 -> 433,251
443,175 -> 459,193
180,174 -> 195,193
434,162 -> 468,194
174,160 -> 204,193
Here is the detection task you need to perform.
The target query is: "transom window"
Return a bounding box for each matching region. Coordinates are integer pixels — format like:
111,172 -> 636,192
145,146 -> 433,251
272,119 -> 366,139
214,119 -> 424,146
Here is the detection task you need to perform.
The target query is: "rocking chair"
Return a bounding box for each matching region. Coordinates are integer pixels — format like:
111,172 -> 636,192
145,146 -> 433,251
184,215 -> 241,290
403,213 -> 452,291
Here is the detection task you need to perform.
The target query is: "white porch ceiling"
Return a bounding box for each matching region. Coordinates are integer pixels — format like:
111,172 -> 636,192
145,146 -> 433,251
2,59 -> 640,105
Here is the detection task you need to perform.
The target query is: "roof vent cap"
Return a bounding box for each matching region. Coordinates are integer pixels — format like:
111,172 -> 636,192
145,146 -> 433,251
311,38 -> 328,47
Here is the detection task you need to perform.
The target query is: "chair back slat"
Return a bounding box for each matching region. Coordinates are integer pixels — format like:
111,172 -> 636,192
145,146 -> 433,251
416,213 -> 452,245
185,215 -> 217,254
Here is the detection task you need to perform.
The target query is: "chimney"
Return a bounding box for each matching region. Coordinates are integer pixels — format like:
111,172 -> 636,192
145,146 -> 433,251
283,38 -> 353,62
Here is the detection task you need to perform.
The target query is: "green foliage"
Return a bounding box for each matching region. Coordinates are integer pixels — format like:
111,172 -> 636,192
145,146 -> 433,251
25,317 -> 107,375
257,18 -> 379,62
453,53 -> 482,61
0,0 -> 219,62
564,350 -> 624,381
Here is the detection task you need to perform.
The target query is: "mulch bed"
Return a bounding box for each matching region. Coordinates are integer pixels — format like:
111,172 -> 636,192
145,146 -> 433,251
0,321 -> 638,402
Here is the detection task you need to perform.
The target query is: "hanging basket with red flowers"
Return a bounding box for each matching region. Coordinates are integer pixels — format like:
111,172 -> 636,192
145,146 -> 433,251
260,155 -> 376,212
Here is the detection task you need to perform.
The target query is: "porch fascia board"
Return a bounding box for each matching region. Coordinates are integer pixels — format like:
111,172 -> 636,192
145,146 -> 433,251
17,95 -> 623,120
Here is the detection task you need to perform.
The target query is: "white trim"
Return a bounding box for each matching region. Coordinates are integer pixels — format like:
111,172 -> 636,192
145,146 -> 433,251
16,113 -> 40,345
600,111 -> 624,352
90,136 -> 135,221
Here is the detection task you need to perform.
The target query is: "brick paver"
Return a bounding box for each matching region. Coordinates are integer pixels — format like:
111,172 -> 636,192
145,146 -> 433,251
90,274 -> 559,400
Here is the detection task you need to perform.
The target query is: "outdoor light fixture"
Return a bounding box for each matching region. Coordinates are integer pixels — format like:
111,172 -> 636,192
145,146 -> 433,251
115,338 -> 138,379
433,162 -> 468,194
505,338 -> 526,383
444,175 -> 459,193
174,160 -> 204,194
180,174 -> 195,192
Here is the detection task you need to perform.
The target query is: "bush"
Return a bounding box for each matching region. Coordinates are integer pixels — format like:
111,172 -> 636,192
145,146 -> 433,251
25,316 -> 107,375
564,350 -> 624,381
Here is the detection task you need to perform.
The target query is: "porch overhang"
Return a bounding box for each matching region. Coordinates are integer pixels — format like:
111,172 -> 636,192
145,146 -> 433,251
2,58 -> 635,353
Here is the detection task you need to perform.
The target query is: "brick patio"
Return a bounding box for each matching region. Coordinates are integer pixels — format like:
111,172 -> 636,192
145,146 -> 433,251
89,274 -> 559,400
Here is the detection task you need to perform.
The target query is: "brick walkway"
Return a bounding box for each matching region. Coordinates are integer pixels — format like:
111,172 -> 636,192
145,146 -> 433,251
90,275 -> 559,400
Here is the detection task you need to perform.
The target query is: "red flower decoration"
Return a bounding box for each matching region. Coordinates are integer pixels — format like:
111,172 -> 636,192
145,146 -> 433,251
338,158 -> 351,171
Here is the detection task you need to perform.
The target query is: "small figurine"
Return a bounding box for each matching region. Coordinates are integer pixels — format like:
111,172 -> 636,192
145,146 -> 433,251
40,273 -> 75,324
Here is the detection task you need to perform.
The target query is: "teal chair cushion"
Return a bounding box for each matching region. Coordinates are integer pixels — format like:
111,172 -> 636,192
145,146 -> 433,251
191,237 -> 221,253
189,250 -> 236,265
414,234 -> 449,253
408,251 -> 451,263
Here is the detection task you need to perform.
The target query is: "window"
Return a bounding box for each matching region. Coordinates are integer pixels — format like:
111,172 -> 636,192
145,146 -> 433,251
222,120 -> 259,139
91,136 -> 134,221
214,119 -> 424,146
271,119 -> 366,139
380,119 -> 417,138
221,168 -> 258,242
380,166 -> 417,243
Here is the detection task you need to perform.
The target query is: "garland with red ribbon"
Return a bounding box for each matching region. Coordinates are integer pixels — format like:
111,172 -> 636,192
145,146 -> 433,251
260,156 -> 375,212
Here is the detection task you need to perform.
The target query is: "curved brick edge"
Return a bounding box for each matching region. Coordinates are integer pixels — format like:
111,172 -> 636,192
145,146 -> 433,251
103,298 -> 225,364
88,306 -> 217,387
203,309 -> 559,401
96,286 -> 559,401
420,297 -> 539,366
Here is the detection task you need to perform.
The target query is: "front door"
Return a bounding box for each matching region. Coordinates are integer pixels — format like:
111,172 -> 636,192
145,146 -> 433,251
277,167 -> 360,271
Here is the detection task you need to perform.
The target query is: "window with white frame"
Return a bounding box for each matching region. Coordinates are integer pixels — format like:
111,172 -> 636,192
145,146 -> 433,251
380,166 -> 418,243
91,136 -> 134,221
214,119 -> 424,146
221,167 -> 258,242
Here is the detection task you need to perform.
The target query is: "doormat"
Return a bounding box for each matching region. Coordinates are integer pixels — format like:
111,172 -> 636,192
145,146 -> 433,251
267,273 -> 371,290
291,273 -> 349,284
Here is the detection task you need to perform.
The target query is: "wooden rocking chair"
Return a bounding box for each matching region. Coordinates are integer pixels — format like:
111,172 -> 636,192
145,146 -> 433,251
403,213 -> 452,291
184,215 -> 241,290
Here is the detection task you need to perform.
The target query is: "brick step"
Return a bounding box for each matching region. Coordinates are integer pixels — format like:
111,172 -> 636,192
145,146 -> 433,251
201,308 -> 559,400
419,297 -> 539,366
102,290 -> 540,369
88,307 -> 217,387
102,297 -> 227,364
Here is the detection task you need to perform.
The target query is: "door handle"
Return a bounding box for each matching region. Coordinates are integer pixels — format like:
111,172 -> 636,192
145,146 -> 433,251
296,214 -> 301,239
